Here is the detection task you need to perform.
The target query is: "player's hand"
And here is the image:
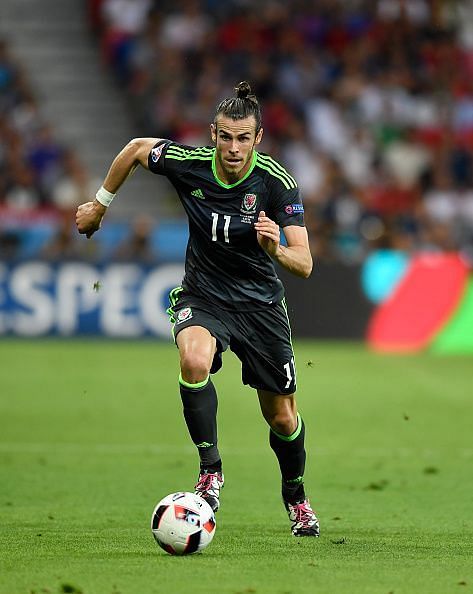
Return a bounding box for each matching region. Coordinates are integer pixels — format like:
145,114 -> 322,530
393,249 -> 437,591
255,211 -> 281,257
75,200 -> 107,239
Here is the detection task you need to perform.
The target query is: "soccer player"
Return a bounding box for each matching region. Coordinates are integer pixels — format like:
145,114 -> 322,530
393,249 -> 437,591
76,82 -> 319,537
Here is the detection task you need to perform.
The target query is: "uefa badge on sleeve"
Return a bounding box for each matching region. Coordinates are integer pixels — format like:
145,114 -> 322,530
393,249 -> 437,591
151,145 -> 164,163
285,204 -> 304,215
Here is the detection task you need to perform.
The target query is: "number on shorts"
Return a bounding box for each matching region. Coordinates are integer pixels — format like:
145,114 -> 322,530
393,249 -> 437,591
284,357 -> 296,389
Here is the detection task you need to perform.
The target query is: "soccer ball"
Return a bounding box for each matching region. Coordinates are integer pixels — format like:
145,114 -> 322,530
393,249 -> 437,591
151,492 -> 216,555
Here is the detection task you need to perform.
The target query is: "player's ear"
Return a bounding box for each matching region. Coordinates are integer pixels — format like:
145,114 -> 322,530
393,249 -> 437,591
210,123 -> 217,144
255,127 -> 263,146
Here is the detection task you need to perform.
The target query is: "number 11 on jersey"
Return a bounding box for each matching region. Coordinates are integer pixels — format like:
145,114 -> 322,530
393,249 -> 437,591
211,212 -> 231,243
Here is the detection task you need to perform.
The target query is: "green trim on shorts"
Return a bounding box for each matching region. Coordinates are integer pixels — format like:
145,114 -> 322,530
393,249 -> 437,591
281,297 -> 294,350
281,297 -> 297,389
166,286 -> 184,324
169,286 -> 184,305
271,413 -> 302,441
178,373 -> 210,390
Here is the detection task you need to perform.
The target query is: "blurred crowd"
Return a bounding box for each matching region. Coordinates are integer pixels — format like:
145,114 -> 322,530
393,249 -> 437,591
2,0 -> 473,264
89,0 -> 473,263
0,38 -> 99,260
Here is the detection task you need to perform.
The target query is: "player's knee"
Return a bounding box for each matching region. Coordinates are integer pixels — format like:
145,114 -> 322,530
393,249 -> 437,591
180,352 -> 211,384
269,410 -> 297,436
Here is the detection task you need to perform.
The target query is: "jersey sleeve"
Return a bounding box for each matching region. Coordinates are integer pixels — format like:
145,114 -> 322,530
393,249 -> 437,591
147,140 -> 192,177
270,186 -> 305,228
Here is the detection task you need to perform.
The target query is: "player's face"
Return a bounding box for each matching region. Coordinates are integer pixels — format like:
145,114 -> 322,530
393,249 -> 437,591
211,116 -> 263,183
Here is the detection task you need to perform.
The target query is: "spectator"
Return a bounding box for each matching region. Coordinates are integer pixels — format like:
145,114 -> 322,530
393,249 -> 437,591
112,214 -> 156,263
51,150 -> 101,214
4,164 -> 43,210
41,215 -> 91,261
27,125 -> 65,196
100,0 -> 152,81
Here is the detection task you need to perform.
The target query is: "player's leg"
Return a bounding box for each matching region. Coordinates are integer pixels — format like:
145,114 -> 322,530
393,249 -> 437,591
257,389 -> 304,499
176,325 -> 224,511
258,389 -> 319,537
177,325 -> 221,470
230,300 -> 319,535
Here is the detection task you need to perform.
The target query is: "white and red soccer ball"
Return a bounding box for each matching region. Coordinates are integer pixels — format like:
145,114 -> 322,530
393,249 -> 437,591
151,492 -> 216,555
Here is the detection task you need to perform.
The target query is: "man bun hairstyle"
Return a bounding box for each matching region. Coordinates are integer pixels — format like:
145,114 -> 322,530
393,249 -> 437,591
214,81 -> 262,132
235,81 -> 252,99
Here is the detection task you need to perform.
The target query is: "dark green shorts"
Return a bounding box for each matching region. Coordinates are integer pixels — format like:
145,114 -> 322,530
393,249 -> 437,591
167,288 -> 297,395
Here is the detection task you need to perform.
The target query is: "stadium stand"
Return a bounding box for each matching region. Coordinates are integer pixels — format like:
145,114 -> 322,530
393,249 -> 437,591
0,0 -> 171,260
1,0 -> 473,264
90,0 -> 473,264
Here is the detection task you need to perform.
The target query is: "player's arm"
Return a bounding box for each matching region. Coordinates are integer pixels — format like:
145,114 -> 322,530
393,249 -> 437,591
255,212 -> 313,278
76,137 -> 160,238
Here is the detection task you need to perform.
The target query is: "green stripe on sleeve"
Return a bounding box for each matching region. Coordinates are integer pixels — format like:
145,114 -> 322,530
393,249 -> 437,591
260,154 -> 297,186
256,154 -> 297,188
255,160 -> 291,189
167,145 -> 213,154
256,157 -> 293,189
165,146 -> 214,161
166,154 -> 213,161
258,154 -> 297,187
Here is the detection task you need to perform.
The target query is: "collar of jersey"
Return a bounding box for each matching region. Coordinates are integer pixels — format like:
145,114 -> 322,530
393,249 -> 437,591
211,150 -> 257,189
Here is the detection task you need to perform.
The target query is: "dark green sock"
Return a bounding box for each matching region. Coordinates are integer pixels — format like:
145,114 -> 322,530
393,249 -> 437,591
269,414 -> 306,503
179,374 -> 221,471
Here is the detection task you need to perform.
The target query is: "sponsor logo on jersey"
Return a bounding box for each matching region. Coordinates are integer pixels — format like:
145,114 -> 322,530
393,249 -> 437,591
284,203 -> 304,215
241,193 -> 258,214
176,307 -> 193,324
151,144 -> 164,163
191,188 -> 205,199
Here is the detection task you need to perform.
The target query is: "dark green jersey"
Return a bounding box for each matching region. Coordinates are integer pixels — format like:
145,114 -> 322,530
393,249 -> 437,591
148,140 -> 305,309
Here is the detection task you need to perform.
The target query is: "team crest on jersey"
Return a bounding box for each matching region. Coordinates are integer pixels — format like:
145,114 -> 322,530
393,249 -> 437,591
241,193 -> 258,214
150,144 -> 164,163
176,307 -> 193,325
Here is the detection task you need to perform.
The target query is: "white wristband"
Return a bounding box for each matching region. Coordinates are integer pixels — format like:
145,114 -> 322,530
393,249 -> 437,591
95,186 -> 116,207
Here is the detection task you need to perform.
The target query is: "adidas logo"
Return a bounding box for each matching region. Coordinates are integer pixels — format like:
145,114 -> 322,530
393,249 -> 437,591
191,188 -> 205,199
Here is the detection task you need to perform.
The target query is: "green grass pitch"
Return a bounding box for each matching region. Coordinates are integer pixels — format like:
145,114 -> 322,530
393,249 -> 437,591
0,339 -> 471,594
